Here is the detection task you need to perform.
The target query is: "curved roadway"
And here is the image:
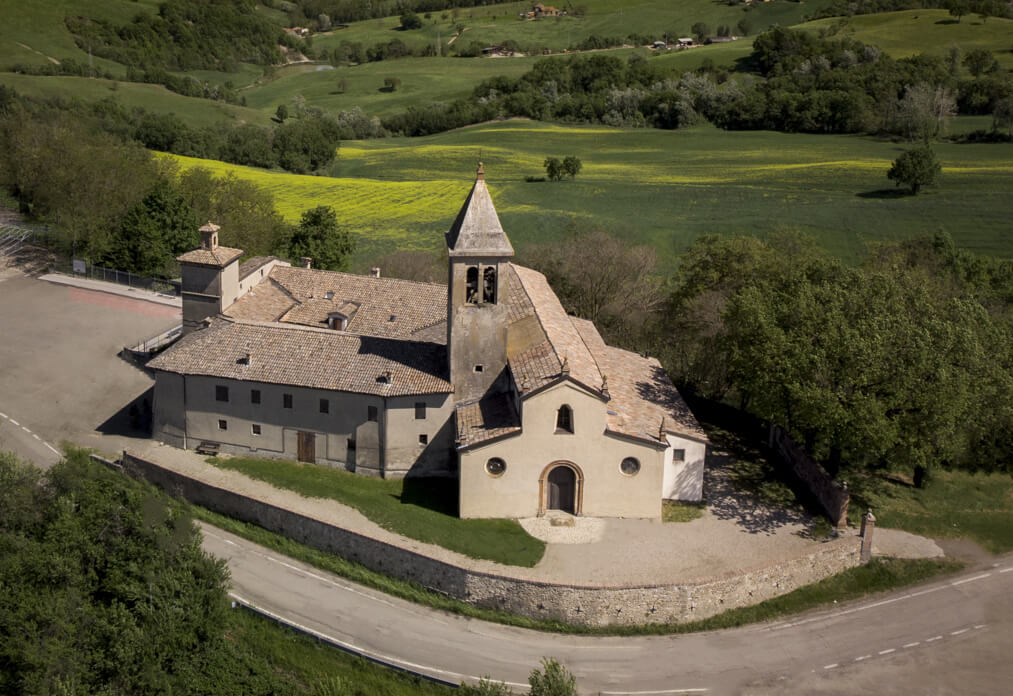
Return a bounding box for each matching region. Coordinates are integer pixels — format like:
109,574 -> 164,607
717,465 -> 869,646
201,523 -> 1013,695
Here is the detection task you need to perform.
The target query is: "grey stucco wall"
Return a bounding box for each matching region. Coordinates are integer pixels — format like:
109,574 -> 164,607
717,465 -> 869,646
122,451 -> 863,627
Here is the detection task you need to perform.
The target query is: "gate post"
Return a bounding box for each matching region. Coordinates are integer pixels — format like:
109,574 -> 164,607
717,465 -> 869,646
860,509 -> 876,562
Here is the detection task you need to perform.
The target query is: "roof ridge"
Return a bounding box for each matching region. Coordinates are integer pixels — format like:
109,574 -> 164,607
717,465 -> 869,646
569,314 -> 604,385
272,264 -> 448,290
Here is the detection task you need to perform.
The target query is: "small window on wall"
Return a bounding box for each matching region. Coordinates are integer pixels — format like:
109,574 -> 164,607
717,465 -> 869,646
218,419 -> 227,431
250,389 -> 261,404
367,405 -> 378,422
320,398 -> 329,414
555,404 -> 574,433
620,457 -> 641,476
251,424 -> 261,436
418,434 -> 428,445
415,402 -> 426,420
672,449 -> 685,462
283,393 -> 293,409
486,457 -> 506,477
215,385 -> 229,402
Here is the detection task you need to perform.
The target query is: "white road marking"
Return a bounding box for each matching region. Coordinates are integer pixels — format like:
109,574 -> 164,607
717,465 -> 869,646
823,664 -> 838,670
878,649 -> 896,655
32,433 -> 40,440
950,628 -> 969,636
230,593 -> 530,689
204,529 -> 400,610
951,573 -> 991,586
854,655 -> 870,662
9,419 -> 18,426
999,568 -> 1012,574
926,636 -> 942,642
902,642 -> 920,648
21,425 -> 30,433
973,625 -> 987,629
45,443 -> 60,455
0,412 -> 7,419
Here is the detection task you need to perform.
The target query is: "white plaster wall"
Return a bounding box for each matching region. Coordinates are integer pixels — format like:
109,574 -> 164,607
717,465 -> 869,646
180,374 -> 384,467
663,434 -> 707,501
459,381 -> 664,519
384,393 -> 456,477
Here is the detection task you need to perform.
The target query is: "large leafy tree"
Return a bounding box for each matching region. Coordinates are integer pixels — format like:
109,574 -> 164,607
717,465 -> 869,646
888,145 -> 941,194
287,205 -> 354,271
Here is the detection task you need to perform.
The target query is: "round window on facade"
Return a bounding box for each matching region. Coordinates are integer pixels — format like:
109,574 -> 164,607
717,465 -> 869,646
486,457 -> 507,477
620,457 -> 641,476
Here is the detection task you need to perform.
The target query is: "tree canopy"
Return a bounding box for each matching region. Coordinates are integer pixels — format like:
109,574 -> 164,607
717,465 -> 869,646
888,145 -> 942,194
287,205 -> 354,271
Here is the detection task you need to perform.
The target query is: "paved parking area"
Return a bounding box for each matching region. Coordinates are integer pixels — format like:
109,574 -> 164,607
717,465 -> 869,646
0,272 -> 179,462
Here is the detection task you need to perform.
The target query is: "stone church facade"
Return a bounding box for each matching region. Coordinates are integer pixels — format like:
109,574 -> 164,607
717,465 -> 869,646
149,166 -> 707,519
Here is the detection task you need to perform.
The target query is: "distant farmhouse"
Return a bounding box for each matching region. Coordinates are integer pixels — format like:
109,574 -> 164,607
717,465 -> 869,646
149,167 -> 707,519
523,3 -> 566,19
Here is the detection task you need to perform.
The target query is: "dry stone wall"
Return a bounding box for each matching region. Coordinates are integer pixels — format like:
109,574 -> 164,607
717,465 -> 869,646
121,451 -> 862,627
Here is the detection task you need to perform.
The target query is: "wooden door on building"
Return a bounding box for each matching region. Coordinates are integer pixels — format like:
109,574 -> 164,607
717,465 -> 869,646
297,431 -> 315,463
547,465 -> 576,514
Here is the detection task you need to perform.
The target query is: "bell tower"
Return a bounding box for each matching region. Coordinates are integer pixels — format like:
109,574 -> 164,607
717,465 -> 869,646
446,164 -> 514,403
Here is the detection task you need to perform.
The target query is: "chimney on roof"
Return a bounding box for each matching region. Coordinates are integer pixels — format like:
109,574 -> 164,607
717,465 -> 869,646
601,374 -> 610,401
370,267 -> 381,278
476,161 -> 484,181
560,356 -> 570,377
199,221 -> 220,251
301,257 -> 312,269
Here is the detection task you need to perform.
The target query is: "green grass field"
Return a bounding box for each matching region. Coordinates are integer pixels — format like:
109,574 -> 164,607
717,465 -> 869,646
312,0 -> 834,56
207,455 -> 546,567
168,119 -> 1013,265
800,11 -> 1013,71
0,72 -> 272,127
0,0 -> 159,73
851,470 -> 1013,554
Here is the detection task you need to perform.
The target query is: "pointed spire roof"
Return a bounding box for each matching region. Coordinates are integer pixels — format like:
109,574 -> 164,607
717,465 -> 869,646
445,163 -> 514,258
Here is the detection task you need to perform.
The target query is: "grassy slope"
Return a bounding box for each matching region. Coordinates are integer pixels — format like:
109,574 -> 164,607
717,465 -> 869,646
207,456 -> 546,567
168,119 -> 1013,265
0,0 -> 160,72
800,11 -> 1013,70
851,470 -> 1013,554
0,72 -> 272,127
312,0 -> 834,55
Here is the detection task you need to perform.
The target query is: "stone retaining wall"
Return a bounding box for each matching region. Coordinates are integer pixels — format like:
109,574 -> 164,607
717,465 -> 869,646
122,451 -> 863,627
769,425 -> 850,528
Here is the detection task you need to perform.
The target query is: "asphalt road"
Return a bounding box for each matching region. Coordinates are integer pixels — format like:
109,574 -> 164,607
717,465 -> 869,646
201,523 -> 1013,695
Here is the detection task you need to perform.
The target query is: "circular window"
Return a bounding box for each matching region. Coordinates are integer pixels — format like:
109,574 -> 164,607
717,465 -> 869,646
486,457 -> 506,477
620,457 -> 641,476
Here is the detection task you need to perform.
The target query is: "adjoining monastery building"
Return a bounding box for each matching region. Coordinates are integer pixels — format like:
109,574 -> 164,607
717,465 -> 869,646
149,166 -> 708,519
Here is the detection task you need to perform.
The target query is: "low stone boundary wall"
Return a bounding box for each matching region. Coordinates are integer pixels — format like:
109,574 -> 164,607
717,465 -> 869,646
769,425 -> 850,528
122,450 -> 863,627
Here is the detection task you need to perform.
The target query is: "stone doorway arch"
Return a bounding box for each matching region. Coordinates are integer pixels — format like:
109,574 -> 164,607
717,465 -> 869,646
539,461 -> 584,516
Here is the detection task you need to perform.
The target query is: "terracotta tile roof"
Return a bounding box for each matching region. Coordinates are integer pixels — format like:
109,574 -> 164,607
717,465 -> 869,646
177,246 -> 243,267
148,317 -> 452,397
445,174 -> 514,258
226,279 -> 296,322
455,392 -> 521,448
501,264 -> 536,323
509,264 -> 603,392
509,339 -> 560,393
569,317 -> 708,444
225,265 -> 448,344
238,256 -> 281,281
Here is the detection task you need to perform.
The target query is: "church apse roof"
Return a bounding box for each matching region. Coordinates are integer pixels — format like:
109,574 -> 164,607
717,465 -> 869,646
445,164 -> 514,258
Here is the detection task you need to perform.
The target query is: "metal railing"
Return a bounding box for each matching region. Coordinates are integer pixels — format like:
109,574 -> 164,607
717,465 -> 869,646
127,324 -> 183,355
73,262 -> 181,297
0,225 -> 34,256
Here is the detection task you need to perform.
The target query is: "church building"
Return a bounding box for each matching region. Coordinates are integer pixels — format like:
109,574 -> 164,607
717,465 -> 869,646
148,166 -> 707,519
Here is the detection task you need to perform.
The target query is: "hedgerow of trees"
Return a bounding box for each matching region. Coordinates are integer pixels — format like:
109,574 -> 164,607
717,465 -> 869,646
380,27 -> 1013,141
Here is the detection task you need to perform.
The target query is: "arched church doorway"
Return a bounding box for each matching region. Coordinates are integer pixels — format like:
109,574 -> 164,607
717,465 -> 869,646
539,462 -> 583,516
